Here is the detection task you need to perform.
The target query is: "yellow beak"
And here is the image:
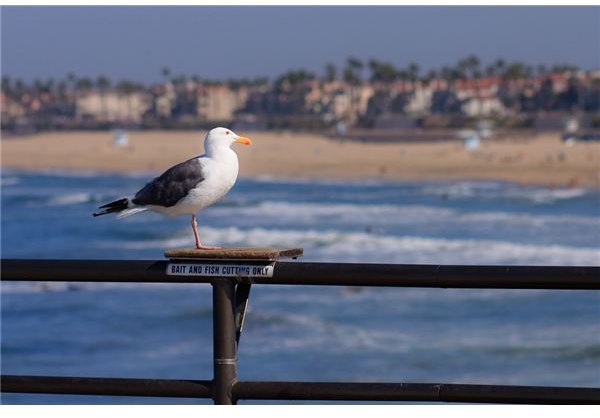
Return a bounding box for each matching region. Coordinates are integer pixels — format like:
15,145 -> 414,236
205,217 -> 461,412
235,136 -> 252,145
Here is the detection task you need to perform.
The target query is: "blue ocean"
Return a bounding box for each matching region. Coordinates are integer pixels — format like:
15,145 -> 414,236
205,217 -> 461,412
1,170 -> 599,404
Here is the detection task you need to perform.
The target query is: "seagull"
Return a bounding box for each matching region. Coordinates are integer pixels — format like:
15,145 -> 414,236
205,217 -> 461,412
93,127 -> 252,249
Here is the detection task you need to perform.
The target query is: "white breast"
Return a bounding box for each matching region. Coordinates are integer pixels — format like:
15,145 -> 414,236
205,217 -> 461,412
151,151 -> 239,216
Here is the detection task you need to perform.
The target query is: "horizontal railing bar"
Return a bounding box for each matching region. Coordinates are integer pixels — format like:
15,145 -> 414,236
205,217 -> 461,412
0,375 -> 212,399
233,381 -> 600,404
1,259 -> 599,289
272,262 -> 600,289
2,375 -> 599,404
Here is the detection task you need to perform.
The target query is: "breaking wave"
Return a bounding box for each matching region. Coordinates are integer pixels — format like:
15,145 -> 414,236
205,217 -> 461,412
46,192 -> 96,206
212,200 -> 599,228
0,176 -> 20,186
422,181 -> 589,203
105,226 -> 600,266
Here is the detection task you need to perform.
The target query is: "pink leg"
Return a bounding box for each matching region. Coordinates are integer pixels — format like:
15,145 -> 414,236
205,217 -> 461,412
191,214 -> 201,249
191,214 -> 222,250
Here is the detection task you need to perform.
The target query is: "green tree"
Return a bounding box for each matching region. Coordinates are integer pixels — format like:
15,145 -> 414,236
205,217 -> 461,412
424,69 -> 438,89
503,62 -> 528,81
96,75 -> 111,90
536,64 -> 547,76
252,76 -> 269,86
67,72 -> 77,88
324,63 -> 337,82
96,75 -> 111,120
14,79 -> 25,100
407,62 -> 420,90
172,74 -> 187,86
485,64 -> 496,77
1,76 -> 11,97
494,58 -> 506,77
76,77 -> 93,90
368,59 -> 397,83
440,66 -> 457,85
552,64 -> 579,74
161,67 -> 171,82
347,56 -> 363,72
456,54 -> 480,80
344,57 -> 364,85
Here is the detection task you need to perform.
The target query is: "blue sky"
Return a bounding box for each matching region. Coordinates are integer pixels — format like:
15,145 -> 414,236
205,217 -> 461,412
1,6 -> 599,83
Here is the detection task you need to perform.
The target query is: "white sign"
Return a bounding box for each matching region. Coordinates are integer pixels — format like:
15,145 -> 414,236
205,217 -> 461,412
166,263 -> 274,278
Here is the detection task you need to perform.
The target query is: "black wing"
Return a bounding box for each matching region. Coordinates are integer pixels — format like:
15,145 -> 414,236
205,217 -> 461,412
132,157 -> 205,207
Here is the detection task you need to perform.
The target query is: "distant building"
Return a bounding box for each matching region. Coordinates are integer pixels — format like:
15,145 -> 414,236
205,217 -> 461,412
196,85 -> 248,121
405,86 -> 432,115
0,91 -> 26,119
462,95 -> 508,117
151,82 -> 177,117
76,91 -> 151,123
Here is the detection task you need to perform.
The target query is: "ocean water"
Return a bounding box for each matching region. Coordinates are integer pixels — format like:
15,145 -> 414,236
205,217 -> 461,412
1,170 -> 599,404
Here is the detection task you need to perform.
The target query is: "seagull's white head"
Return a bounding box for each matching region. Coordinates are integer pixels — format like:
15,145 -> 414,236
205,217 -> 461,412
204,127 -> 251,156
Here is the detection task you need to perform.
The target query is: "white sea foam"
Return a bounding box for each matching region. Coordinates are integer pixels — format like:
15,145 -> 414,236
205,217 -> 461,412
105,226 -> 600,266
243,308 -> 600,355
250,175 -> 389,187
0,176 -> 20,186
214,201 -> 454,223
46,192 -> 94,206
520,188 -> 588,203
422,181 -> 589,203
0,280 -> 208,294
4,168 -> 157,179
211,200 -> 599,229
29,168 -> 110,178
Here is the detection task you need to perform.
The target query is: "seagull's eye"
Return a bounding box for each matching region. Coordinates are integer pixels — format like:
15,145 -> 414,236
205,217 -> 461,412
225,131 -> 231,135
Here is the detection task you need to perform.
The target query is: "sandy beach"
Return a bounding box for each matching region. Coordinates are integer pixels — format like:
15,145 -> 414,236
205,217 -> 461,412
2,130 -> 600,188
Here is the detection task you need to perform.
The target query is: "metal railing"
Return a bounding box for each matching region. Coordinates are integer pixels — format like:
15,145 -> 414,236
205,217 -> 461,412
1,259 -> 600,404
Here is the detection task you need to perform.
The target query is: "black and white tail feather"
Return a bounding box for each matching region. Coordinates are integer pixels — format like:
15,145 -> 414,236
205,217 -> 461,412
93,198 -> 147,219
93,156 -> 206,220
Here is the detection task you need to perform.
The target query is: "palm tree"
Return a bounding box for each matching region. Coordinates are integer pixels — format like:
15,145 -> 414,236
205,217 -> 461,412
368,59 -> 397,84
458,55 -> 482,115
66,72 -> 77,91
116,80 -> 140,122
34,79 -> 45,93
494,59 -> 506,77
347,57 -> 363,71
426,69 -> 439,90
46,78 -> 55,93
324,63 -> 337,83
253,77 -> 268,86
440,66 -> 455,87
343,68 -> 360,85
96,75 -> 111,90
551,64 -> 578,74
503,62 -> 527,81
344,57 -> 363,85
96,75 -> 112,120
536,64 -> 547,76
407,62 -> 420,91
2,76 -> 12,98
14,79 -> 25,102
76,77 -> 93,91
173,74 -> 187,86
161,67 -> 171,84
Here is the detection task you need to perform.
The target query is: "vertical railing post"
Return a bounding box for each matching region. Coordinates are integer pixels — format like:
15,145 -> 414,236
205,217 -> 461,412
212,278 -> 238,405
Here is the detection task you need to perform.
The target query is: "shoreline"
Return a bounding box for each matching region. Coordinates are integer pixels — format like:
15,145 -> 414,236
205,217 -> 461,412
2,130 -> 600,188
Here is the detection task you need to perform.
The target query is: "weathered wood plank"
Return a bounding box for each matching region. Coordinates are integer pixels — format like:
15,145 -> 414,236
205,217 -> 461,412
165,247 -> 303,261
